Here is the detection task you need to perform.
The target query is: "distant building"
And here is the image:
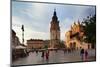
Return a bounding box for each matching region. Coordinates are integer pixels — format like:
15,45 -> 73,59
27,39 -> 44,49
44,40 -> 50,47
50,9 -> 60,48
12,29 -> 28,61
65,21 -> 91,49
12,29 -> 21,49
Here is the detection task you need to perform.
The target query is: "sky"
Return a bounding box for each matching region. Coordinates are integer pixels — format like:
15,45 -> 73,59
12,1 -> 96,45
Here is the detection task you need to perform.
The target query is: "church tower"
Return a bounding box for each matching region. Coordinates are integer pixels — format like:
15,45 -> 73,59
50,9 -> 60,48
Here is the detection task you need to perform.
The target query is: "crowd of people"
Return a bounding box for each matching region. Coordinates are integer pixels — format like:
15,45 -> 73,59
30,48 -> 89,62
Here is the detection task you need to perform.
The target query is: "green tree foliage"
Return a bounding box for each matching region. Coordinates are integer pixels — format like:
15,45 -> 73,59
59,41 -> 66,48
82,15 -> 96,48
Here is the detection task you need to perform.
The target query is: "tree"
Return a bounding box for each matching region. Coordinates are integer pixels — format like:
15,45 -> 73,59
59,41 -> 66,48
82,15 -> 96,48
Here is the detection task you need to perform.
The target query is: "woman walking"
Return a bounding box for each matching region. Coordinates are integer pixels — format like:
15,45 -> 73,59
46,50 -> 49,61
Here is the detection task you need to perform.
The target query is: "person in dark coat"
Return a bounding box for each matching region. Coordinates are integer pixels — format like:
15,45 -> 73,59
84,50 -> 88,61
80,48 -> 84,60
41,51 -> 45,58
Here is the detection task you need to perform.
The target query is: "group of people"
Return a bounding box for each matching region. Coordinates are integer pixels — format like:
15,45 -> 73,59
41,50 -> 49,61
80,48 -> 88,61
63,48 -> 74,54
34,48 -> 89,61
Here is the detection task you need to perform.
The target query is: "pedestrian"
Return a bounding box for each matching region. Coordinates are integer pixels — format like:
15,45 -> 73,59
36,50 -> 38,55
68,48 -> 70,53
41,51 -> 45,58
46,50 -> 49,61
64,49 -> 66,54
84,50 -> 88,61
80,48 -> 84,61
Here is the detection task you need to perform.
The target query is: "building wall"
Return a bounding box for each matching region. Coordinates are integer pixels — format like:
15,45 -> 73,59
12,30 -> 16,48
27,39 -> 44,49
65,22 -> 90,49
12,30 -> 21,49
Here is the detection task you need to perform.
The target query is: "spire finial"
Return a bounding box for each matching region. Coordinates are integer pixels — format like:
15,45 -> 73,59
74,21 -> 76,25
53,8 -> 56,16
78,19 -> 80,25
54,8 -> 56,12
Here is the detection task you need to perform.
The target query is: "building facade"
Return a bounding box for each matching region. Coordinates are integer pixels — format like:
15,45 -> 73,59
12,29 -> 21,49
12,30 -> 16,48
50,9 -> 60,48
27,39 -> 44,49
65,21 -> 91,49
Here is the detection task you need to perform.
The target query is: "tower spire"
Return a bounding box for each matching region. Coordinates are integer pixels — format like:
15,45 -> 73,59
52,8 -> 58,21
53,8 -> 56,16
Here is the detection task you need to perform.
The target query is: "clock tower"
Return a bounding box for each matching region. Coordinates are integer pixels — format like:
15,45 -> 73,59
50,9 -> 60,48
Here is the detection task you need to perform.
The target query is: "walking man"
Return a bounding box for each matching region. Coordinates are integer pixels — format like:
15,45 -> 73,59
80,48 -> 84,61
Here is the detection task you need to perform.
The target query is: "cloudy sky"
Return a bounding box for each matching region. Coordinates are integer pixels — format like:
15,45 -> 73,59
12,1 -> 95,44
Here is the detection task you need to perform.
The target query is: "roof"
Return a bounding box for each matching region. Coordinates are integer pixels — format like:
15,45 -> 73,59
15,45 -> 26,49
27,39 -> 44,41
12,29 -> 16,35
